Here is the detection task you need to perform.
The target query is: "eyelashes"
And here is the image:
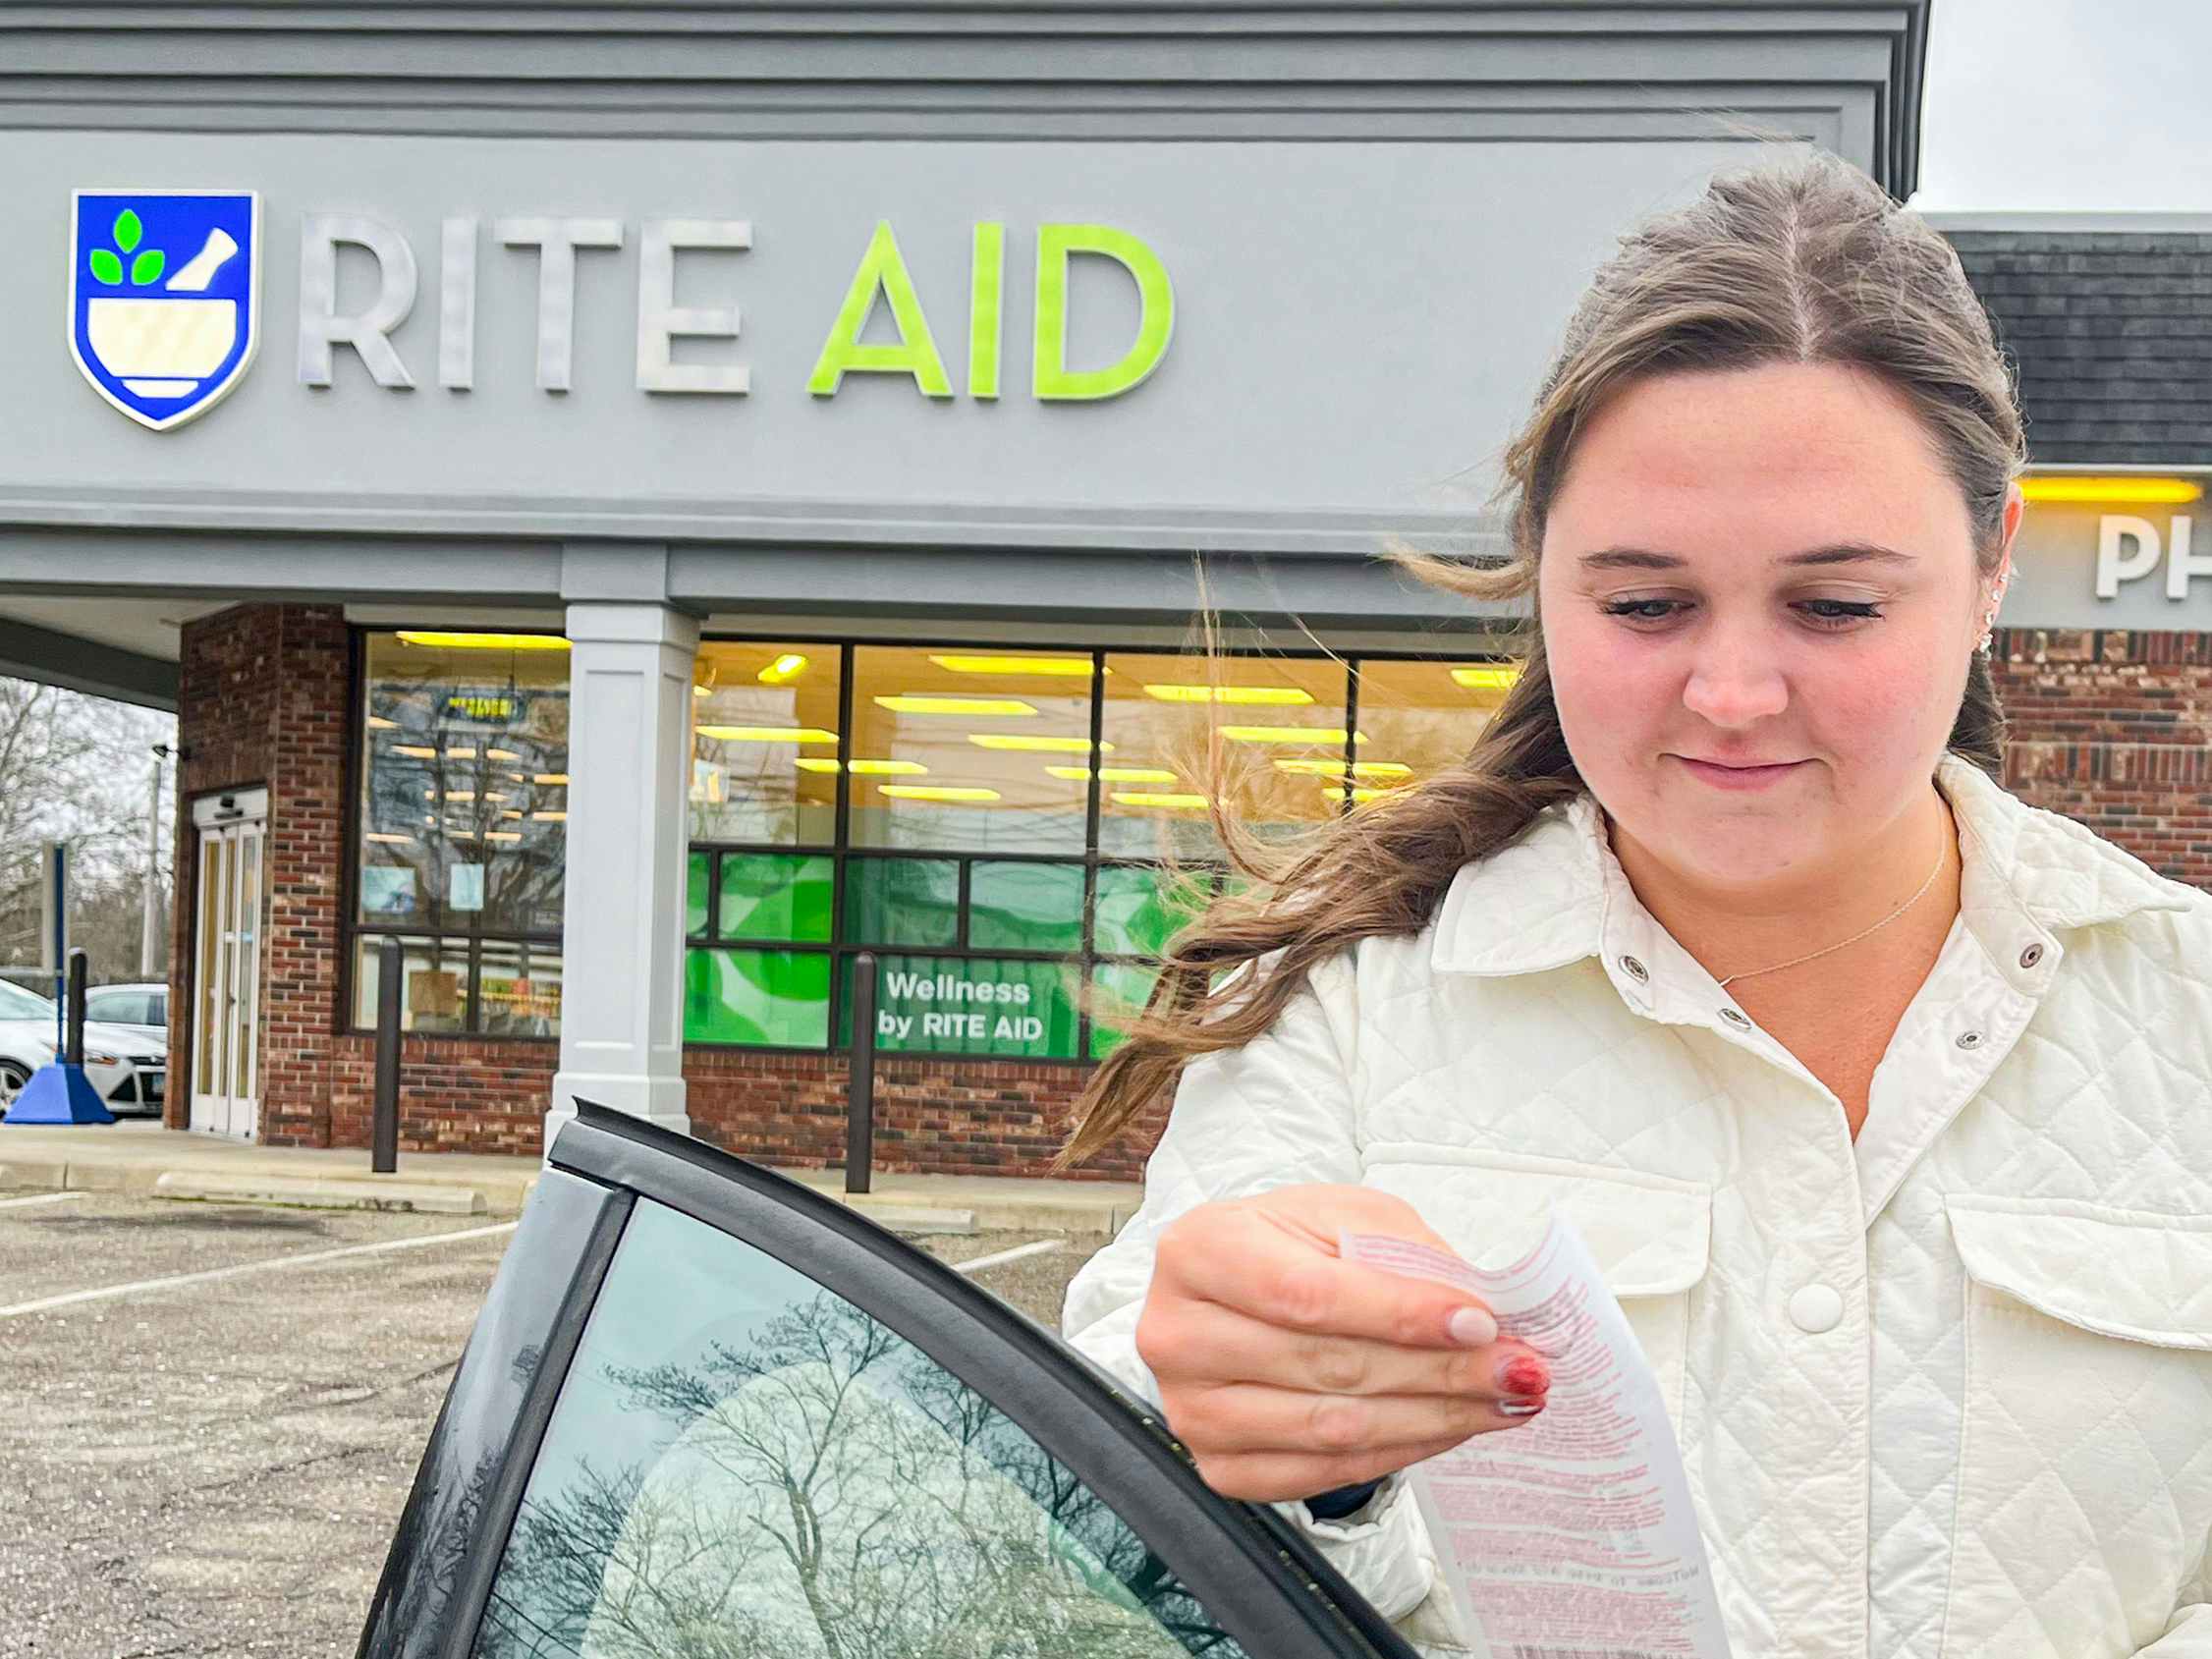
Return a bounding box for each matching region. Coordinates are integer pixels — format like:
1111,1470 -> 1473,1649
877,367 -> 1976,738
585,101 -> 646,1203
1598,599 -> 1882,631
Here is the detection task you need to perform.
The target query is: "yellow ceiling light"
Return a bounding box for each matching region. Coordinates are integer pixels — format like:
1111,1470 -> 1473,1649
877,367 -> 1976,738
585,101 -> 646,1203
1322,786 -> 1396,804
1143,684 -> 1314,705
532,809 -> 567,821
363,832 -> 415,845
873,695 -> 1037,717
395,632 -> 571,650
447,828 -> 478,841
794,757 -> 841,774
481,792 -> 508,802
501,809 -> 523,819
880,785 -> 1001,802
1220,726 -> 1366,746
691,684 -> 710,698
1274,759 -> 1413,779
391,744 -> 437,759
928,654 -> 1096,676
695,726 -> 840,744
795,758 -> 928,775
756,652 -> 808,684
446,747 -> 476,759
1450,665 -> 1521,691
2019,475 -> 2204,505
1046,765 -> 1180,783
967,733 -> 1109,753
366,715 -> 397,730
486,747 -> 521,761
533,773 -> 570,785
483,830 -> 522,843
1113,791 -> 1211,810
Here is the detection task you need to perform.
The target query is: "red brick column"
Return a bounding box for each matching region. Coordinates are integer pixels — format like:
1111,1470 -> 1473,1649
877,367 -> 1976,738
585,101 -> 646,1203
1991,627 -> 2212,890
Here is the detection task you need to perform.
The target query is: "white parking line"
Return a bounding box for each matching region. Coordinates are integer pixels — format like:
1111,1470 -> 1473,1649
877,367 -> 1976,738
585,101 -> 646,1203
953,1238 -> 1065,1276
0,1219 -> 519,1320
0,1190 -> 88,1210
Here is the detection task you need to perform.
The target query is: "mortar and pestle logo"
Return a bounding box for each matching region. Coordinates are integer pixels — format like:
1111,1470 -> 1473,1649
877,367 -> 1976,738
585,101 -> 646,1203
70,191 -> 261,431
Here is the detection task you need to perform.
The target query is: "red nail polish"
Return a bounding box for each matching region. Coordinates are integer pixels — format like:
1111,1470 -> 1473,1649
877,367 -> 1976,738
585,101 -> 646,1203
1501,1357 -> 1550,1396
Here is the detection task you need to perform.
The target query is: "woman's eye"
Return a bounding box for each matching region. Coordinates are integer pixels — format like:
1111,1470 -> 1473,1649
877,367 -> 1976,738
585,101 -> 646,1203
1598,599 -> 1883,629
1799,599 -> 1883,628
1601,600 -> 1680,623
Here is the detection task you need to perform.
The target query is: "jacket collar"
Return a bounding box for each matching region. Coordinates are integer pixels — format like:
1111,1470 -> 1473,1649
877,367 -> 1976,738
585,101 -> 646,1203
1430,751 -> 2198,997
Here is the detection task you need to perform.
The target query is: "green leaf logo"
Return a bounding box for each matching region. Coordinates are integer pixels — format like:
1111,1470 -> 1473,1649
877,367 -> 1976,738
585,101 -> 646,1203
87,206 -> 167,288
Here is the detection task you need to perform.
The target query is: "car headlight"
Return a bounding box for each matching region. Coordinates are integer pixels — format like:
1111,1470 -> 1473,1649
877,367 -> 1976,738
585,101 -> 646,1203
83,1052 -> 121,1068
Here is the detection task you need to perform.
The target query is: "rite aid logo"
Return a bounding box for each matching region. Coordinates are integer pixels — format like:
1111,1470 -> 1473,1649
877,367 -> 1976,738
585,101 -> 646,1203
69,190 -> 261,431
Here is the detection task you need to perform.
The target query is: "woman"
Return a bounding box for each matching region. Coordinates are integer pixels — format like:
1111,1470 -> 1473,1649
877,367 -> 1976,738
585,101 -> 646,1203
1057,149 -> 2212,1659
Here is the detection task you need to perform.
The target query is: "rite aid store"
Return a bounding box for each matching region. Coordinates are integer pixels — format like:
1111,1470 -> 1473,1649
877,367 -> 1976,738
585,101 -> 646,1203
5,3 -> 2202,1178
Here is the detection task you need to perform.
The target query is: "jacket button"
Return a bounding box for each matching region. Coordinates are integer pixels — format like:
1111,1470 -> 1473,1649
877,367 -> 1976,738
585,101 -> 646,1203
1620,955 -> 1648,982
2018,943 -> 2044,968
1956,1030 -> 1983,1049
1789,1284 -> 1845,1334
1718,1007 -> 1754,1028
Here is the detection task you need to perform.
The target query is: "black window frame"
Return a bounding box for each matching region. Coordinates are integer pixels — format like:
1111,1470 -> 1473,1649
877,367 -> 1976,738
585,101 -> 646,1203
359,1103 -> 1419,1659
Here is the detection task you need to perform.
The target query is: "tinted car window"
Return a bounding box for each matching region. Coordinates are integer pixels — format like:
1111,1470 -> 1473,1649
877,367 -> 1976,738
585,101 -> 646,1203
88,992 -> 146,1025
470,1197 -> 1251,1658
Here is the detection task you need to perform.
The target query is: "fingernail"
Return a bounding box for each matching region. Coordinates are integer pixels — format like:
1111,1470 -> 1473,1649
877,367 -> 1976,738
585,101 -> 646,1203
1448,1306 -> 1499,1347
1499,1356 -> 1550,1396
1498,1397 -> 1546,1416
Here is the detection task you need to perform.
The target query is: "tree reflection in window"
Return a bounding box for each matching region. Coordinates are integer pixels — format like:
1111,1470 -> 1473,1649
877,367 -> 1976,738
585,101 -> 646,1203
472,1199 -> 1249,1658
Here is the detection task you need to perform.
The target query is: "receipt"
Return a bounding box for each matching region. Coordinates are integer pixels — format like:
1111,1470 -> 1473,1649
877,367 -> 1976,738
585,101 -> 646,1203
1340,1209 -> 1732,1659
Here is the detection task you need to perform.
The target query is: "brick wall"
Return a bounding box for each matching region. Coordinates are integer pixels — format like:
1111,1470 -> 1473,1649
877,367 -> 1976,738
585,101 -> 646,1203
166,606 -> 2209,1176
1991,627 -> 2212,889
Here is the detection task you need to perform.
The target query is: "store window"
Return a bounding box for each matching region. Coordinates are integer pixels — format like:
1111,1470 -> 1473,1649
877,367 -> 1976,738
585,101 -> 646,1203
353,632 -> 570,1036
1354,657 -> 1520,789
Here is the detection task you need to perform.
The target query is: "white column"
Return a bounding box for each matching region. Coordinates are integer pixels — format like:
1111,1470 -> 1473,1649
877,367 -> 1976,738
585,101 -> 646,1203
547,600 -> 699,1147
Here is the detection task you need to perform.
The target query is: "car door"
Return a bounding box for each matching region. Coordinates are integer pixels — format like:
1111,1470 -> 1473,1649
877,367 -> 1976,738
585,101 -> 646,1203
359,1103 -> 1420,1659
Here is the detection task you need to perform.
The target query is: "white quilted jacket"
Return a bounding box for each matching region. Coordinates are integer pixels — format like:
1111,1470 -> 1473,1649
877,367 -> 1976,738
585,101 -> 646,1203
1062,750 -> 2212,1658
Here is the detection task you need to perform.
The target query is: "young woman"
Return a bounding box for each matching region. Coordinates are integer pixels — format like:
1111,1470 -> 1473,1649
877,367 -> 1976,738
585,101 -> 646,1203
1058,150 -> 2212,1658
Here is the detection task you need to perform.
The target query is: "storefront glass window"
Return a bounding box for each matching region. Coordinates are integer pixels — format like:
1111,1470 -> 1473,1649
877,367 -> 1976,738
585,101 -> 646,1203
355,633 -> 569,1036
686,948 -> 832,1047
843,857 -> 961,948
1353,657 -> 1519,791
691,642 -> 842,846
835,954 -> 1083,1060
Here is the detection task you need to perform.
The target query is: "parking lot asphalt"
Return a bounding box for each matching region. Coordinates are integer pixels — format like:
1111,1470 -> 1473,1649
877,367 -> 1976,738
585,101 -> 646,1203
0,1189 -> 1104,1658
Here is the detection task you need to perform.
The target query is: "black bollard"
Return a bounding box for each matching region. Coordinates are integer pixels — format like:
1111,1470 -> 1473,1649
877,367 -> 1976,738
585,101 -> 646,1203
65,948 -> 88,1068
372,936 -> 401,1174
845,951 -> 878,1194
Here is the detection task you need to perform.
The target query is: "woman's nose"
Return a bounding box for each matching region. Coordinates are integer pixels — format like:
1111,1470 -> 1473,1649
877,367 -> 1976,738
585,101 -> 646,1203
1681,636 -> 1790,726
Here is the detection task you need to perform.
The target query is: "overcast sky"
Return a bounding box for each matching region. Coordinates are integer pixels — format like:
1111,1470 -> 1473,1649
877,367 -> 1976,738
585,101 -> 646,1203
1908,0 -> 2212,211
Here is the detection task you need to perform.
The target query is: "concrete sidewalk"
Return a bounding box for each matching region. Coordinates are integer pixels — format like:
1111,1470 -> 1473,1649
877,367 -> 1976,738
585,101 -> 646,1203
0,1119 -> 1143,1236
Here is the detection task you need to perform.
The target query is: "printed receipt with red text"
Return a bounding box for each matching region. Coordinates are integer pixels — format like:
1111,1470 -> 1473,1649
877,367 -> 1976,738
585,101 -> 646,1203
1339,1210 -> 1733,1659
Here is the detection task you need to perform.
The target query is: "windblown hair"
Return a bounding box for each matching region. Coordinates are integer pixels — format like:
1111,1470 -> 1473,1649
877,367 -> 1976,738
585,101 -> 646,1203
1051,147 -> 2026,1173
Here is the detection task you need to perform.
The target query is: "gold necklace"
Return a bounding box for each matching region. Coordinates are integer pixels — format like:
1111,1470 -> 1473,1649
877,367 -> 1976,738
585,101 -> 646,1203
1715,836 -> 1951,989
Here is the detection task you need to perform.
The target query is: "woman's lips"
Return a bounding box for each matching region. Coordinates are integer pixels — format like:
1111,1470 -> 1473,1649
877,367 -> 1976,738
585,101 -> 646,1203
1675,756 -> 1805,790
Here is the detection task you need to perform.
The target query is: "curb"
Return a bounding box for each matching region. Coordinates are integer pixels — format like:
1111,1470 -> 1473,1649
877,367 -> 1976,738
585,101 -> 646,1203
152,1171 -> 492,1215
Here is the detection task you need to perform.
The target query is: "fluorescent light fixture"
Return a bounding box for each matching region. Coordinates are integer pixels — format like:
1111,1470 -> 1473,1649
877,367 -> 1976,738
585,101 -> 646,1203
532,810 -> 567,821
850,758 -> 927,775
363,832 -> 415,845
1274,759 -> 1413,779
1322,786 -> 1395,804
757,652 -> 808,684
392,744 -> 437,759
486,747 -> 521,760
873,695 -> 1037,717
1450,666 -> 1521,692
880,785 -> 1001,802
1220,726 -> 1366,746
501,810 -> 523,819
695,726 -> 840,744
443,790 -> 475,802
395,631 -> 570,650
484,830 -> 522,843
533,773 -> 570,785
1142,684 -> 1314,705
794,757 -> 840,774
2019,475 -> 2204,505
928,654 -> 1095,677
447,827 -> 477,840
1112,791 -> 1211,810
366,716 -> 397,730
691,684 -> 710,698
446,747 -> 476,759
481,793 -> 508,802
967,734 -> 1108,753
1045,765 -> 1180,783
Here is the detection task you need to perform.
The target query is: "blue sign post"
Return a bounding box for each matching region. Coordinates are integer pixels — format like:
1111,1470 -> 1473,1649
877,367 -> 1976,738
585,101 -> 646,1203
4,947 -> 113,1126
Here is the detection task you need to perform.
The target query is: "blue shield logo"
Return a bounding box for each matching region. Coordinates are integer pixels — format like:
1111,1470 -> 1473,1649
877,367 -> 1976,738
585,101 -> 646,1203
70,191 -> 260,431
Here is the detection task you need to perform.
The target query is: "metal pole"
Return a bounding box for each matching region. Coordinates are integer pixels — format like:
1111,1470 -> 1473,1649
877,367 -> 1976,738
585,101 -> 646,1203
372,936 -> 402,1174
44,844 -> 65,1055
844,950 -> 877,1194
65,948 -> 87,1069
140,753 -> 162,976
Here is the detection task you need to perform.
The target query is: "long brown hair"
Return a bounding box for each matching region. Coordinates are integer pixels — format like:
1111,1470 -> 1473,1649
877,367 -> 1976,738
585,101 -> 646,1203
1053,147 -> 2024,1173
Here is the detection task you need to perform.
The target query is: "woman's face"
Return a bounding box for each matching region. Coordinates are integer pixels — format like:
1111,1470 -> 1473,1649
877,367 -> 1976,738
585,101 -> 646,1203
1536,360 -> 2023,899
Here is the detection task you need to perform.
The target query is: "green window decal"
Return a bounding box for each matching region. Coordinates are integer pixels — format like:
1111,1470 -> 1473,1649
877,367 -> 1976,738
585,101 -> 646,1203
685,948 -> 831,1047
719,853 -> 833,943
839,955 -> 1081,1060
968,860 -> 1083,953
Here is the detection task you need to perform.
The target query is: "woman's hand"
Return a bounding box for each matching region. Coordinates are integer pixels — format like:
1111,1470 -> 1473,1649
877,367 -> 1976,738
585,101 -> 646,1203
1134,1184 -> 1552,1504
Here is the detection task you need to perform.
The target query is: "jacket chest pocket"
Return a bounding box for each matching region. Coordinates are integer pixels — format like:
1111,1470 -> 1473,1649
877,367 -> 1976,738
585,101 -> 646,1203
1943,1196 -> 2212,1659
1358,1148 -> 1712,1433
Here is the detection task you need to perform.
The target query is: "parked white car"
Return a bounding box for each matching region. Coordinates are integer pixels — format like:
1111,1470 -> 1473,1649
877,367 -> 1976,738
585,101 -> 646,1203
83,981 -> 169,1048
0,977 -> 167,1117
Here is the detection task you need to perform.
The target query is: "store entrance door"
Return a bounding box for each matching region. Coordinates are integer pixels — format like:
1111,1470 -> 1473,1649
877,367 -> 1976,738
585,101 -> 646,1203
189,789 -> 267,1139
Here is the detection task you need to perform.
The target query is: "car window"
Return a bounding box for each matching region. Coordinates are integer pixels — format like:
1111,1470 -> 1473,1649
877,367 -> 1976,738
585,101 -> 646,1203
88,992 -> 144,1025
0,978 -> 52,1020
470,1196 -> 1252,1659
149,991 -> 167,1028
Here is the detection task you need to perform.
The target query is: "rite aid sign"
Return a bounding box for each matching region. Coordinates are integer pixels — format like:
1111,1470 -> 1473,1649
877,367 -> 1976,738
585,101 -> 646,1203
68,189 -> 1177,432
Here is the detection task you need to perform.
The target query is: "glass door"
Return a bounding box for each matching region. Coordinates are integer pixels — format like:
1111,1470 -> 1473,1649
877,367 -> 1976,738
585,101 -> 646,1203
190,790 -> 266,1138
